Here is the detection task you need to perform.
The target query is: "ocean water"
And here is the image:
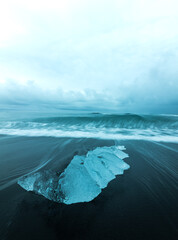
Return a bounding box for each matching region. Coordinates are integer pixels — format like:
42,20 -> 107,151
0,113 -> 178,142
0,113 -> 178,198
0,113 -> 178,239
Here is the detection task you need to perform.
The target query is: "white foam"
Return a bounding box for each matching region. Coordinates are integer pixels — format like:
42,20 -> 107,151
18,146 -> 130,204
1,128 -> 178,142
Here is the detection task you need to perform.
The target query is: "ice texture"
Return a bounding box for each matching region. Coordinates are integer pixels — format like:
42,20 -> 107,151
18,146 -> 130,204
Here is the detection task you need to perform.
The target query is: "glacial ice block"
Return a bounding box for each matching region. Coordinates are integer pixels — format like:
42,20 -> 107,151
18,146 -> 130,204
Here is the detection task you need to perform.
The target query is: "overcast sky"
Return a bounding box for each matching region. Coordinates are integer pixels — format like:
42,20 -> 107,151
0,0 -> 178,114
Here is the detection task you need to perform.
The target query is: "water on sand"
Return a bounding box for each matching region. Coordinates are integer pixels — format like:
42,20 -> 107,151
0,114 -> 178,240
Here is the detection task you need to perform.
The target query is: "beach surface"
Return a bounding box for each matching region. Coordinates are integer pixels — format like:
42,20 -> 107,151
0,135 -> 177,240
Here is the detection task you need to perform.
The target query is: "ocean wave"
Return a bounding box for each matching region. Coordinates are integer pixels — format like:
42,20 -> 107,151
0,128 -> 178,142
0,114 -> 178,142
1,114 -> 178,129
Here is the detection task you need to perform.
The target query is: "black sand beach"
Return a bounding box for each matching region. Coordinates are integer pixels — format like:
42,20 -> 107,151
1,0 -> 178,237
0,136 -> 177,240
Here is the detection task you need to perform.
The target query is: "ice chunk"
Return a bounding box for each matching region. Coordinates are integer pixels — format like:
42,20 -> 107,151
117,145 -> 126,150
18,172 -> 41,192
18,145 -> 130,204
58,157 -> 102,204
18,171 -> 61,202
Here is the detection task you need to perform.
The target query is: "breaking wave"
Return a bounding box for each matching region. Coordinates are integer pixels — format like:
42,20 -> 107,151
0,114 -> 178,142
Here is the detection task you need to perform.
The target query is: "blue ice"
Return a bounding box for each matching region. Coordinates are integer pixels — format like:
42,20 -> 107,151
18,146 -> 130,204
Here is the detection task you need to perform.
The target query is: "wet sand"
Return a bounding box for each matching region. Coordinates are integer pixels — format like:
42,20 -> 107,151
0,137 -> 178,240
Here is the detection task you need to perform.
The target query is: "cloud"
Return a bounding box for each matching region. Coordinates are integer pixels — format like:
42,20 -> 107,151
0,0 -> 178,114
0,74 -> 177,114
0,80 -> 116,112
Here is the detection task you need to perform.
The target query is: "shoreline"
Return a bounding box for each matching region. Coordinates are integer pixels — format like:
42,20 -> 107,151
0,137 -> 177,240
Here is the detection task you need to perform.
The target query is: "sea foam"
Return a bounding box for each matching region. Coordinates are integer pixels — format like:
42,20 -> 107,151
1,128 -> 178,142
18,146 -> 130,204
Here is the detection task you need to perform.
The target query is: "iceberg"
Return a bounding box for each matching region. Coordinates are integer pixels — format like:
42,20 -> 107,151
18,146 -> 130,204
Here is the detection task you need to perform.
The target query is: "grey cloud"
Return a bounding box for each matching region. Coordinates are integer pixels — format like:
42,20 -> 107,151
0,0 -> 178,114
